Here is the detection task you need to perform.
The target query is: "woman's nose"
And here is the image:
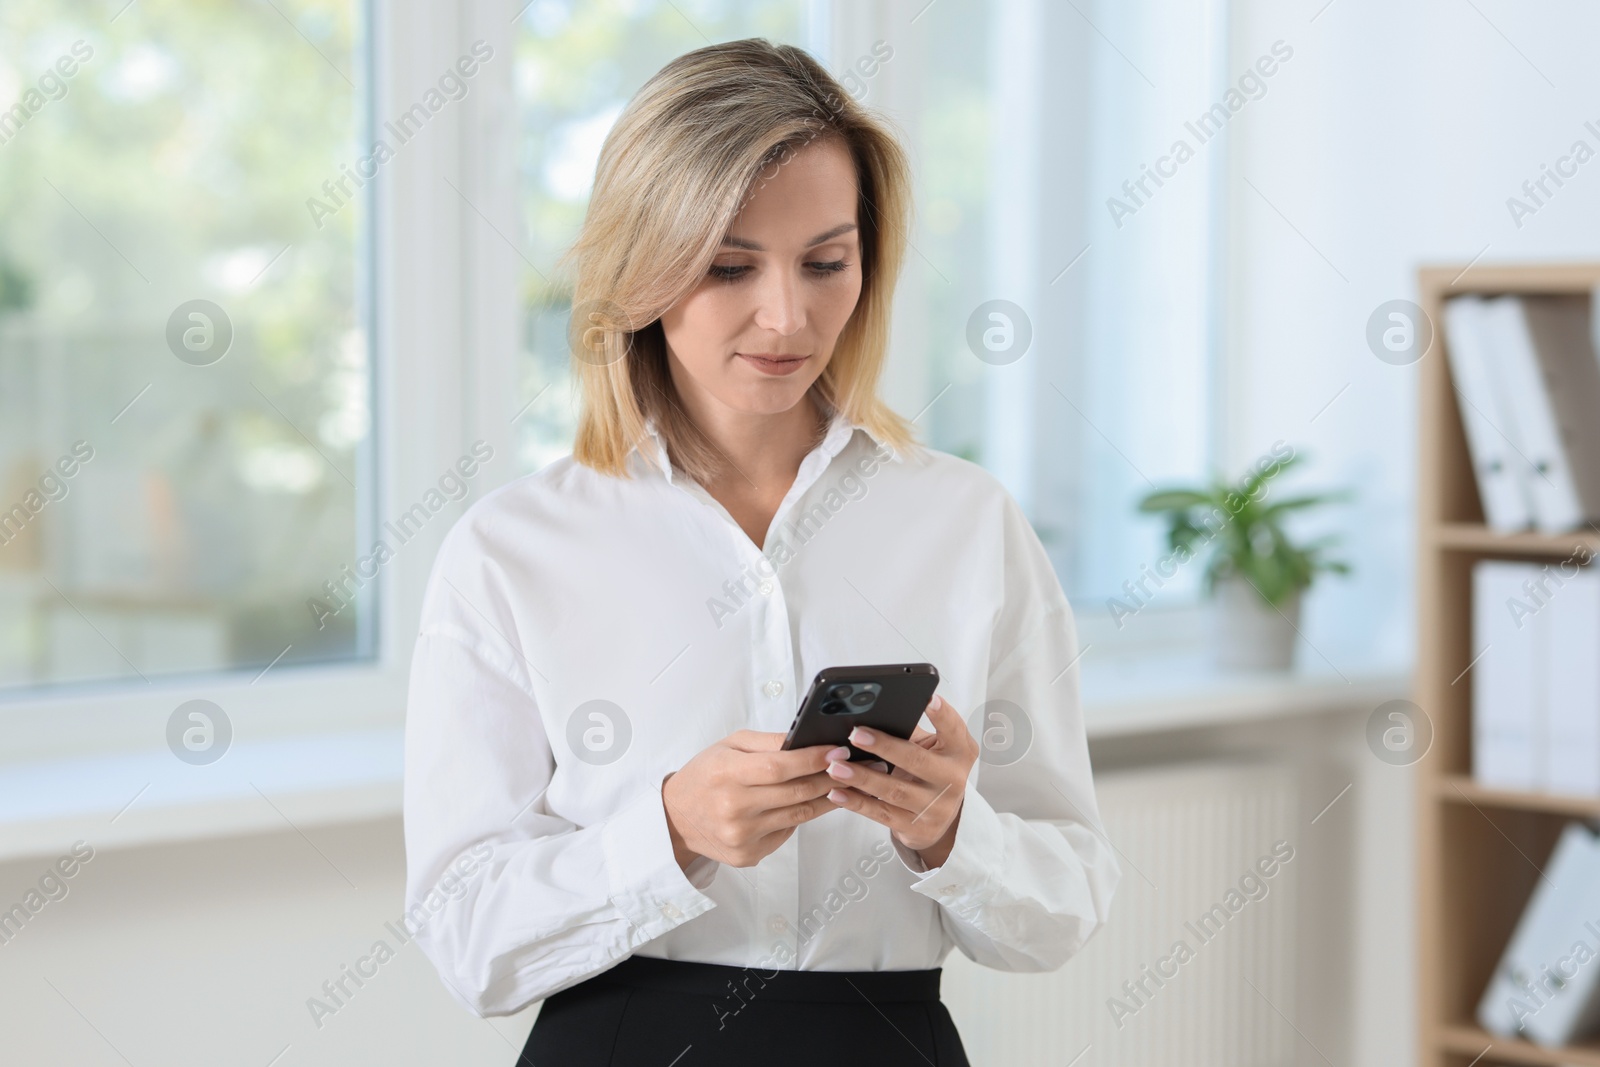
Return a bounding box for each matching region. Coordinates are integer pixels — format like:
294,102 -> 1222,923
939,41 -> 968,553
752,270 -> 805,336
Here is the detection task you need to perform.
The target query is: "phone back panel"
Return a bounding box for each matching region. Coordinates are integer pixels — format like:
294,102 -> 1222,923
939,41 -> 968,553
782,662 -> 940,763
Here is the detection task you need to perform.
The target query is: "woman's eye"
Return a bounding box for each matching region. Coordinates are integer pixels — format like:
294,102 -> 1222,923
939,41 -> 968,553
708,260 -> 850,282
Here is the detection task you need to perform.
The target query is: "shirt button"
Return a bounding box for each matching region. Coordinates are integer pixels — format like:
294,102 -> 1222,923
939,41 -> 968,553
941,884 -> 961,894
758,581 -> 775,596
762,680 -> 784,698
767,914 -> 788,934
660,902 -> 683,920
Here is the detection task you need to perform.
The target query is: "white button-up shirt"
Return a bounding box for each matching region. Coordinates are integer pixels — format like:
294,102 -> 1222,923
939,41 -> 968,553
402,407 -> 1120,1017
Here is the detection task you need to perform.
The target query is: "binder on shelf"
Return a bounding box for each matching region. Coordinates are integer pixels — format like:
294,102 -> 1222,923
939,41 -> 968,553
1481,295 -> 1589,532
1473,560 -> 1543,791
1442,296 -> 1533,532
1473,559 -> 1600,795
1478,821 -> 1600,1047
1520,293 -> 1600,528
1548,568 -> 1600,796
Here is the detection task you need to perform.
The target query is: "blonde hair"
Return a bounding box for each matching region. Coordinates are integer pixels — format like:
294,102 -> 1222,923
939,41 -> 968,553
561,37 -> 921,484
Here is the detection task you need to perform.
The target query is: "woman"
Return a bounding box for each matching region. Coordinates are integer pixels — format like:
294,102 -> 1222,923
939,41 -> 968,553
403,38 -> 1119,1066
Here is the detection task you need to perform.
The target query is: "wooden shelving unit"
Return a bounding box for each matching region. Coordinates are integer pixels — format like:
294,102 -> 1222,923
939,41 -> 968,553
1415,263 -> 1600,1067
1433,523 -> 1600,557
1438,1023 -> 1600,1067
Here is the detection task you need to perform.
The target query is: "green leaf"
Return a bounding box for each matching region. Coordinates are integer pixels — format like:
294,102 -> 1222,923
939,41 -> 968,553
1136,489 -> 1212,513
1131,444 -> 1357,600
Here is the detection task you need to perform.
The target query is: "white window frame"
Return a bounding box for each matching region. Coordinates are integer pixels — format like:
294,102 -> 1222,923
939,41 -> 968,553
0,1 -> 519,769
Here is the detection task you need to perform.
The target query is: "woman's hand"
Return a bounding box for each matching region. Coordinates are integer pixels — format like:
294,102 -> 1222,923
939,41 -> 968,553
661,731 -> 845,871
823,694 -> 978,868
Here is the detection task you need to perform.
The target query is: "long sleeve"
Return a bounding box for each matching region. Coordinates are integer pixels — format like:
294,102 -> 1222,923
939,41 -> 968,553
891,492 -> 1121,972
402,548 -> 719,1017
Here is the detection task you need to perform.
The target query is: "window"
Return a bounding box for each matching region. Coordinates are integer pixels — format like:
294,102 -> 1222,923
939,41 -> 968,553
1074,0 -> 1227,621
864,0 -> 1228,644
507,1 -> 1230,650
509,0 -> 826,472
0,0 -> 375,693
0,0 -> 1238,763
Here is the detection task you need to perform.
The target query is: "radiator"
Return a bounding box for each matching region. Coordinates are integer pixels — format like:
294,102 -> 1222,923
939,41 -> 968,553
941,761 -> 1301,1066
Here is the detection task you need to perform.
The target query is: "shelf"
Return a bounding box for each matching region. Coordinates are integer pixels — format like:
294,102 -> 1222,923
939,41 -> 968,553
1419,262 -> 1600,296
1433,523 -> 1600,557
1439,1023 -> 1600,1066
1416,263 -> 1600,1067
1439,776 -> 1600,819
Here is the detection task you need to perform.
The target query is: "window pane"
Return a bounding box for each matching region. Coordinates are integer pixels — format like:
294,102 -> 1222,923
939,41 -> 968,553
509,0 -> 1223,638
511,0 -> 818,472
1074,0 -> 1221,608
902,0 -> 1222,615
0,0 -> 373,692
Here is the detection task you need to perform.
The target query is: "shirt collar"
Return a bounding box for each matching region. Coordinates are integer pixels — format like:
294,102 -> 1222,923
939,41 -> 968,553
635,403 -> 901,484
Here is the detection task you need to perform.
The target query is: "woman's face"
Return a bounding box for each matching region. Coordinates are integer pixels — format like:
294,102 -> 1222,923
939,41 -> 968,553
660,136 -> 863,419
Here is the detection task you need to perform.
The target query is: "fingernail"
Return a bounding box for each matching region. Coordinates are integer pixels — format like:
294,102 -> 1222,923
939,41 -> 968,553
850,727 -> 874,745
929,694 -> 942,711
825,746 -> 850,762
828,789 -> 849,804
828,761 -> 854,779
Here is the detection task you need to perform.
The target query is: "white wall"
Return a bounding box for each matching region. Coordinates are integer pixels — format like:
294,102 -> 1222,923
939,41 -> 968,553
1224,0 -> 1600,673
0,817 -> 540,1065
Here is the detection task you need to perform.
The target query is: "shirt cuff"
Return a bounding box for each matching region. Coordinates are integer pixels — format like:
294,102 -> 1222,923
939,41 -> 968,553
894,779 -> 1005,911
599,777 -> 719,935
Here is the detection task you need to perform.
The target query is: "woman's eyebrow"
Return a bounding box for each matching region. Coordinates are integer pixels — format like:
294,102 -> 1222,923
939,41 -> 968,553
720,222 -> 859,251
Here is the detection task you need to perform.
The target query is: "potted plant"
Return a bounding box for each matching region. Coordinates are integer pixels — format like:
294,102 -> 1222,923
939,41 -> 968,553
1136,446 -> 1352,670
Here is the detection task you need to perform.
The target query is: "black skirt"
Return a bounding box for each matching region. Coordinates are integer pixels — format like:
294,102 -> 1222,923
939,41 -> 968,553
518,954 -> 971,1066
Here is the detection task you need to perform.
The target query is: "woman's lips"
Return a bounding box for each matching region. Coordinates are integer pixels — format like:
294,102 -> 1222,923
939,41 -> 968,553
736,353 -> 808,376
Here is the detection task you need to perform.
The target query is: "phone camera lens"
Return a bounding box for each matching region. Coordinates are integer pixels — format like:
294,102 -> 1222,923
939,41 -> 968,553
828,685 -> 852,700
821,700 -> 848,715
849,691 -> 875,707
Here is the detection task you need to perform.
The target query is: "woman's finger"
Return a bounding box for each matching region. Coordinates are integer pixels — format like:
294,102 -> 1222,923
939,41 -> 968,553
825,785 -> 899,829
923,693 -> 969,743
826,786 -> 951,853
846,724 -> 941,781
744,769 -> 838,811
826,757 -> 940,814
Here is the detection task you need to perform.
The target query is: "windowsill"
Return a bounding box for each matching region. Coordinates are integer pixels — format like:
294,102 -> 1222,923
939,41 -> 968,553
0,654 -> 1413,863
1080,650 -> 1413,738
0,728 -> 404,864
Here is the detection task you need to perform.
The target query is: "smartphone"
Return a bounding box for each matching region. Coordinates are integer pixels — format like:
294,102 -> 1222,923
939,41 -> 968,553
781,662 -> 940,773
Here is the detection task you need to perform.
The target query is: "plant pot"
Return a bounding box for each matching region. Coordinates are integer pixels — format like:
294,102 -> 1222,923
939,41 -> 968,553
1211,573 -> 1301,671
